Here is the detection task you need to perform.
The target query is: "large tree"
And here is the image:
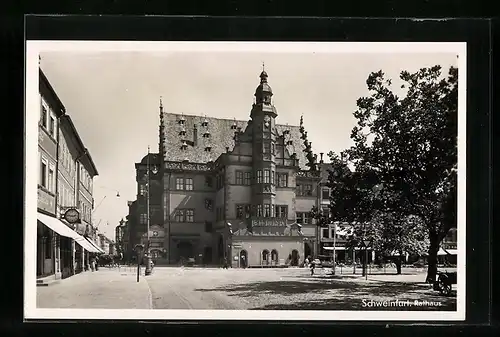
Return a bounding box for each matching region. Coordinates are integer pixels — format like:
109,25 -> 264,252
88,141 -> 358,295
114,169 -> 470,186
328,65 -> 457,282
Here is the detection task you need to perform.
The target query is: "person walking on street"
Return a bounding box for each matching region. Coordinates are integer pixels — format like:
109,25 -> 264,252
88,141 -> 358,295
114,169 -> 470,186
90,255 -> 96,272
310,258 -> 316,276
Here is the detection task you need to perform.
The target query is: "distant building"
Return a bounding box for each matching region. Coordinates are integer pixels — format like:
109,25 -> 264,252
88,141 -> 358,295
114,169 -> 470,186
128,70 -> 324,267
109,241 -> 117,256
97,233 -> 113,255
125,200 -> 139,260
115,218 -> 128,257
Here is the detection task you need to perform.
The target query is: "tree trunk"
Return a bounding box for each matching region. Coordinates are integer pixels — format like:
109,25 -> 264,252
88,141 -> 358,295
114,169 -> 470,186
426,234 -> 440,283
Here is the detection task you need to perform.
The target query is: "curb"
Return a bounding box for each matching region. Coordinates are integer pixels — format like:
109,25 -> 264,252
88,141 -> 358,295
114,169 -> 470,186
144,278 -> 154,309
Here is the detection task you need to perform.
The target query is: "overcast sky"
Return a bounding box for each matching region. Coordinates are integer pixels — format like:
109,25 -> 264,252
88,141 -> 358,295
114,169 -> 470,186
39,50 -> 457,239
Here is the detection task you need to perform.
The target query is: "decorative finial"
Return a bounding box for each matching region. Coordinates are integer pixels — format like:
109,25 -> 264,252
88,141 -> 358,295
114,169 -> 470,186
262,62 -> 265,72
159,96 -> 163,109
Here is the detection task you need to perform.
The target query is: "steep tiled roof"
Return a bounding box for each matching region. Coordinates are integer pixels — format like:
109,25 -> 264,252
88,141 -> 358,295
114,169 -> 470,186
162,113 -> 308,169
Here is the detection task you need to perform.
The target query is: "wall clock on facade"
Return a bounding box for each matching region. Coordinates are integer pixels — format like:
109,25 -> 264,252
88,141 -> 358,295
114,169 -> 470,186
64,208 -> 80,224
153,231 -> 158,237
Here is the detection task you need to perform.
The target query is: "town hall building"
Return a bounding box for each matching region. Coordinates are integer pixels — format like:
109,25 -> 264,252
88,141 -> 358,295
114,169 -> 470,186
127,69 -> 326,267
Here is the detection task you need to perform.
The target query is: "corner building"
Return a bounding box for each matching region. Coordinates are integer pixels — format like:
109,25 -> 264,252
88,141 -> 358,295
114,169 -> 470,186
136,70 -> 322,267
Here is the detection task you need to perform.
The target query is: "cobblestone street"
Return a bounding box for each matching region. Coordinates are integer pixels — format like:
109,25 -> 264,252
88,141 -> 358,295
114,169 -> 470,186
38,266 -> 456,311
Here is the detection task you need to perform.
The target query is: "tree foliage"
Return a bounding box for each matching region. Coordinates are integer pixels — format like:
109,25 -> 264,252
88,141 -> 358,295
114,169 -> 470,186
327,65 -> 458,280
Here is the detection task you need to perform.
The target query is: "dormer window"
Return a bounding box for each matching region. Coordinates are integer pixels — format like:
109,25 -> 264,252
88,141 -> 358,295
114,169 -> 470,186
179,127 -> 186,136
203,130 -> 211,138
205,146 -> 212,152
178,115 -> 186,125
201,117 -> 208,127
286,140 -> 293,146
231,123 -> 237,130
180,140 -> 188,150
283,129 -> 290,135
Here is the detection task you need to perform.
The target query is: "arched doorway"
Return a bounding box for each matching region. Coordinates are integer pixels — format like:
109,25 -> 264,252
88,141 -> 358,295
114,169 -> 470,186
262,249 -> 270,265
271,249 -> 279,266
203,247 -> 213,265
177,241 -> 194,264
217,234 -> 224,263
304,242 -> 312,260
240,250 -> 248,268
291,249 -> 299,266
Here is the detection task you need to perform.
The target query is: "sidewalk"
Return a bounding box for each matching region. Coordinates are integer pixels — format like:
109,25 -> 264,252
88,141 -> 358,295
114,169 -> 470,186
36,268 -> 152,309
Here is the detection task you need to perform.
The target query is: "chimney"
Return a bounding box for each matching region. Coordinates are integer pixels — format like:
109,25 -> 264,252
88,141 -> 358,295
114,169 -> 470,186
193,123 -> 198,146
320,152 -> 324,163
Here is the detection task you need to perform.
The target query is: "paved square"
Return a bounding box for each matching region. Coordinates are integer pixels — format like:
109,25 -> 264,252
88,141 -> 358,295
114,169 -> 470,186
37,266 -> 457,311
147,266 -> 457,311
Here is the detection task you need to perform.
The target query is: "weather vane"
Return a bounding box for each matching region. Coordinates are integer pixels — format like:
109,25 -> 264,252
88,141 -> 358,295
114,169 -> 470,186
262,62 -> 265,72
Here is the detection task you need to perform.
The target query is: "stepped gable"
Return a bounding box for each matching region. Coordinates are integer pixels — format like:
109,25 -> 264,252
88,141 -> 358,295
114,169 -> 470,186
162,112 -> 307,169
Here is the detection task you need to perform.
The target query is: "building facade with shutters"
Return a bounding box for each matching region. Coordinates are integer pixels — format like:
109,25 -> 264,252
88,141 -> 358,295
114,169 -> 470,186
37,68 -> 102,283
129,70 -> 326,267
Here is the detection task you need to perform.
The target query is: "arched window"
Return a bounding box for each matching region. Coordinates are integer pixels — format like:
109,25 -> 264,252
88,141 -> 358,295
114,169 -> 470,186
262,249 -> 270,265
271,249 -> 279,265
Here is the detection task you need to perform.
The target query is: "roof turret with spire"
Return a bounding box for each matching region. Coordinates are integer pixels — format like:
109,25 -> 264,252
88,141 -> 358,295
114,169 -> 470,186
254,63 -> 273,105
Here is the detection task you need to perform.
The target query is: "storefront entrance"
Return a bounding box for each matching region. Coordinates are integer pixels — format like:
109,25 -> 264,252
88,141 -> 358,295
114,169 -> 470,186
239,250 -> 248,268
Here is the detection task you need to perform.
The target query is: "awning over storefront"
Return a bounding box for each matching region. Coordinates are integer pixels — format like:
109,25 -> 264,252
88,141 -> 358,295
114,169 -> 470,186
38,212 -> 85,242
323,246 -> 346,251
85,237 -> 105,254
77,238 -> 100,253
443,248 -> 458,255
437,248 -> 449,256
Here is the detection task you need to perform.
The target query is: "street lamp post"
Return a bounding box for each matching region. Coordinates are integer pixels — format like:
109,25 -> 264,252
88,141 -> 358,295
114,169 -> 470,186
135,244 -> 144,283
224,222 -> 233,267
145,146 -> 158,276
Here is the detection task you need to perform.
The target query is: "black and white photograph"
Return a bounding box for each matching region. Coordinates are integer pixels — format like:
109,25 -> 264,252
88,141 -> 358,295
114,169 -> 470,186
25,41 -> 466,321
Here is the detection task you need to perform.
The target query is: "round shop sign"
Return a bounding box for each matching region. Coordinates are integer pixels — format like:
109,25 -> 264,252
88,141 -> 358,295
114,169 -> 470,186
64,208 -> 80,224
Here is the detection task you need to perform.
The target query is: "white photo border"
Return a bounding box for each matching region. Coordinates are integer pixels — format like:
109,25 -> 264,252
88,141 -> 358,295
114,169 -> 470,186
25,41 -> 467,321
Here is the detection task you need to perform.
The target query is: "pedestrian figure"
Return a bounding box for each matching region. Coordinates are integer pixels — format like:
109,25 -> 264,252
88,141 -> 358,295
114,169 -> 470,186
90,255 -> 96,272
223,257 -> 229,269
310,258 -> 316,276
95,255 -> 99,271
304,256 -> 310,268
